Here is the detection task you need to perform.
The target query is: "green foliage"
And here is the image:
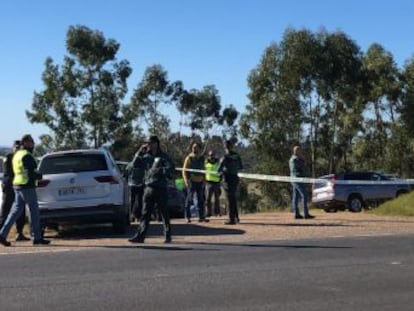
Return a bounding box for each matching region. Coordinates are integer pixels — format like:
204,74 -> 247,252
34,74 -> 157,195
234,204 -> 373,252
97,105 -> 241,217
178,85 -> 221,138
370,191 -> 414,217
27,25 -> 133,150
248,155 -> 292,209
177,84 -> 239,141
400,58 -> 414,138
238,181 -> 261,213
27,57 -> 85,148
23,24 -> 414,211
129,64 -> 177,138
240,27 -> 411,204
242,43 -> 301,155
66,25 -> 119,67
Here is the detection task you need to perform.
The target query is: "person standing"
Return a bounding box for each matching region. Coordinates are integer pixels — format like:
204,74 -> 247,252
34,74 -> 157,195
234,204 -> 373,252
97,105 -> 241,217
182,142 -> 208,223
218,140 -> 243,225
128,135 -> 175,244
126,144 -> 148,221
0,134 -> 50,246
1,140 -> 30,241
289,145 -> 314,220
204,150 -> 222,217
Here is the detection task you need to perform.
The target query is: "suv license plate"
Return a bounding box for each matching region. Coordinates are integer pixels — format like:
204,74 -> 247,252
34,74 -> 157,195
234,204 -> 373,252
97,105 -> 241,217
58,187 -> 86,196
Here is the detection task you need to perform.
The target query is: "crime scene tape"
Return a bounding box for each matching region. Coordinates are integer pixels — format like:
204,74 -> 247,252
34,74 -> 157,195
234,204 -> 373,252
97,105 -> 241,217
176,167 -> 414,186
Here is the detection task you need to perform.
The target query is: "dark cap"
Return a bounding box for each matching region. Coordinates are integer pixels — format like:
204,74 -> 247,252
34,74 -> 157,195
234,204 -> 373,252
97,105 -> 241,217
145,135 -> 160,144
21,134 -> 34,143
224,139 -> 234,148
13,140 -> 21,147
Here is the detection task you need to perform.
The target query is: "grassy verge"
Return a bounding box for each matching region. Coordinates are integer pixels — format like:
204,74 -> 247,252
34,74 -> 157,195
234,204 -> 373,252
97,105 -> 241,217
370,191 -> 414,217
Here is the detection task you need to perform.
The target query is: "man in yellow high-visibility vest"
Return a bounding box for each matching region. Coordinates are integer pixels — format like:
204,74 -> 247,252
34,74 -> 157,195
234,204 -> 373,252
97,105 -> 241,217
1,140 -> 29,241
204,150 -> 222,217
0,134 -> 50,247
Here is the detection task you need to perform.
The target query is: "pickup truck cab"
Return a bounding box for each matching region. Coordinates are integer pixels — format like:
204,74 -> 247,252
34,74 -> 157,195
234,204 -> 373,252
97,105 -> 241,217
312,171 -> 411,212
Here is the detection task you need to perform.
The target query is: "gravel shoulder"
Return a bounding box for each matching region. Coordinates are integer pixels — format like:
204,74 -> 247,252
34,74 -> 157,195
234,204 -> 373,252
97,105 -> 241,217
1,210 -> 414,254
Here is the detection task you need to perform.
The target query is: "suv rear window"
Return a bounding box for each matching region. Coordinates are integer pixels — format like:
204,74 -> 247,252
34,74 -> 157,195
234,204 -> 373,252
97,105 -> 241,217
39,154 -> 108,174
343,172 -> 386,181
343,173 -> 372,180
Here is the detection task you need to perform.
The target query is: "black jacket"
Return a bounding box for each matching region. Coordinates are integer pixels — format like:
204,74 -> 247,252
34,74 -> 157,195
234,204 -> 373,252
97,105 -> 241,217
2,152 -> 15,190
140,149 -> 175,188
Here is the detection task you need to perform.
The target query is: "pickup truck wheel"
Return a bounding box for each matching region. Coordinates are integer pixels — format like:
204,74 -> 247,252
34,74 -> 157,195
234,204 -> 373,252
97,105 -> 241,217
348,195 -> 363,212
396,190 -> 407,197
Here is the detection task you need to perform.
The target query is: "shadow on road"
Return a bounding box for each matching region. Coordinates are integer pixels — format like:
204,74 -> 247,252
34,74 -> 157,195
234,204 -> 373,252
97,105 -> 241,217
45,222 -> 245,240
239,221 -> 354,227
185,241 -> 353,249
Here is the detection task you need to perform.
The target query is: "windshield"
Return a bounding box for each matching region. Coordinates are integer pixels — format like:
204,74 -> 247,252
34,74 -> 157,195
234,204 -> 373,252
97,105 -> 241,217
39,154 -> 108,174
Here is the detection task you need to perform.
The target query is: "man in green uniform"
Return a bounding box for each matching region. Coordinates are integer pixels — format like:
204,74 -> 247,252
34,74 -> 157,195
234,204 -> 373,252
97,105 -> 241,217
128,135 -> 175,244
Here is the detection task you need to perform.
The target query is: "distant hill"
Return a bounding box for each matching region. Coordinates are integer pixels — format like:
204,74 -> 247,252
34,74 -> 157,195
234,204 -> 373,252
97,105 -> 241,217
0,146 -> 11,156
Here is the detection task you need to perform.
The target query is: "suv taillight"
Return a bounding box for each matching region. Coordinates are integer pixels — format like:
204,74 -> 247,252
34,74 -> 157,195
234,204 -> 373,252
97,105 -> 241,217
94,175 -> 119,184
37,179 -> 50,187
329,175 -> 337,189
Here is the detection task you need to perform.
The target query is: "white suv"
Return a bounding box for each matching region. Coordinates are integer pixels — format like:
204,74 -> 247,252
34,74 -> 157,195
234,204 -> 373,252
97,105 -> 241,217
36,148 -> 130,233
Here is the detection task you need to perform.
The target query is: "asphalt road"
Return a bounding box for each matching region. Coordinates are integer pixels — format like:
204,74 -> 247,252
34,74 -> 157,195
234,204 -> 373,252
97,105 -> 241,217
1,234 -> 414,311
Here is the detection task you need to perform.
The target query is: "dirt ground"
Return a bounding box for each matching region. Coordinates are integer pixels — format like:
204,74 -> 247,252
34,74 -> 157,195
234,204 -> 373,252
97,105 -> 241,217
1,210 -> 414,255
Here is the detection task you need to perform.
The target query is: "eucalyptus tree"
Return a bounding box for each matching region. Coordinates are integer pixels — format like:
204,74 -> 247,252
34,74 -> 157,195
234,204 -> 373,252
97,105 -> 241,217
399,56 -> 414,175
400,57 -> 414,138
177,84 -> 222,139
220,104 -> 239,140
27,25 -> 132,149
240,43 -> 302,160
277,28 -> 321,177
360,44 -> 402,168
27,57 -> 85,148
315,31 -> 365,173
243,29 -> 365,177
240,43 -> 302,206
129,64 -> 184,140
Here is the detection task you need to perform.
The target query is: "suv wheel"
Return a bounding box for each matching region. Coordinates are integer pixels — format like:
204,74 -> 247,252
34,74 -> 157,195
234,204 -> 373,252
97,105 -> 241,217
112,212 -> 130,234
348,195 -> 363,212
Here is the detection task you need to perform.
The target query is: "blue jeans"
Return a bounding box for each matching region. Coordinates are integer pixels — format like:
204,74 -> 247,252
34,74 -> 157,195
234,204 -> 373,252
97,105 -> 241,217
0,187 -> 42,241
205,182 -> 221,216
185,181 -> 205,219
292,183 -> 309,216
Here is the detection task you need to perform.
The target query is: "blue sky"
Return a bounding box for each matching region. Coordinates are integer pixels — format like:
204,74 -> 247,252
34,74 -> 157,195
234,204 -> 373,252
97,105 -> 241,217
1,0 -> 414,146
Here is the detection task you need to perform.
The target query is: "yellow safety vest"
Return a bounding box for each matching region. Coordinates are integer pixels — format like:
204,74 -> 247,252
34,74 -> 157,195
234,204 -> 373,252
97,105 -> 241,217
12,150 -> 33,186
205,161 -> 220,182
